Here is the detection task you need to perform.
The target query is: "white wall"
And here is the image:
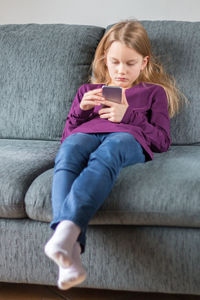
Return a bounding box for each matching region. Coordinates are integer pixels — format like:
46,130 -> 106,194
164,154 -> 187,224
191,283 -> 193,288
0,0 -> 199,27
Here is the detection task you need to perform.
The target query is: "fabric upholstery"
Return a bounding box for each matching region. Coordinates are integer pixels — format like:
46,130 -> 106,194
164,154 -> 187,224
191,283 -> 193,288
141,21 -> 200,144
0,24 -> 105,141
0,219 -> 199,295
25,145 -> 200,228
0,139 -> 59,218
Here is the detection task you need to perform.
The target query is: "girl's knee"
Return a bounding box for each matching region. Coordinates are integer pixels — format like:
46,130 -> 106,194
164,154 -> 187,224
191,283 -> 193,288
111,132 -> 136,145
55,144 -> 81,164
55,133 -> 95,165
89,132 -> 144,167
105,133 -> 136,153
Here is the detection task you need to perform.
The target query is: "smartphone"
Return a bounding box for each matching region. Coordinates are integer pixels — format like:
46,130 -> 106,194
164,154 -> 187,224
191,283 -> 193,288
102,85 -> 122,104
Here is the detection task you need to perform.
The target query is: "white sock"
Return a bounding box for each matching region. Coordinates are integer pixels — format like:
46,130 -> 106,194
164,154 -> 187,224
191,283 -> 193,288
44,220 -> 81,268
57,241 -> 87,290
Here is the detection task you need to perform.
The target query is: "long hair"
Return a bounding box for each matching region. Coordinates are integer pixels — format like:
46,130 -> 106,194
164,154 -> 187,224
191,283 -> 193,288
90,20 -> 187,118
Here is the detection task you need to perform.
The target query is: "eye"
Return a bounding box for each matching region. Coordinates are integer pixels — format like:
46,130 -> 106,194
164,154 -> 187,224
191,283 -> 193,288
127,62 -> 136,66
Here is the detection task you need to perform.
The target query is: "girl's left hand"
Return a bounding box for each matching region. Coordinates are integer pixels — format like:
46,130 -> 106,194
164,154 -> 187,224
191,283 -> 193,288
98,88 -> 129,123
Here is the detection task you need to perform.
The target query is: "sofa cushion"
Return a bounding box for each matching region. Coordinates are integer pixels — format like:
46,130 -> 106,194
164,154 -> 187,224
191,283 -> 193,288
0,139 -> 59,218
25,145 -> 200,228
0,24 -> 104,141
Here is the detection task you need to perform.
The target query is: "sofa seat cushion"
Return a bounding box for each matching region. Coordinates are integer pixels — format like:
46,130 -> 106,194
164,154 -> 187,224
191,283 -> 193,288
25,145 -> 200,228
0,139 -> 59,218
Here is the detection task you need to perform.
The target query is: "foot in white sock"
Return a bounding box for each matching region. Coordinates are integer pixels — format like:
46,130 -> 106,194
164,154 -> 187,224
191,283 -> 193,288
44,220 -> 81,268
57,241 -> 87,290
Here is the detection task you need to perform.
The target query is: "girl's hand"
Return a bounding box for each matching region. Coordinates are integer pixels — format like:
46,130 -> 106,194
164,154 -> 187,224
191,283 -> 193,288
80,88 -> 105,111
98,88 -> 129,123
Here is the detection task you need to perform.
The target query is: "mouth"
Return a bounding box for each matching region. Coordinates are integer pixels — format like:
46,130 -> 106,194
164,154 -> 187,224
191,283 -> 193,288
116,78 -> 128,82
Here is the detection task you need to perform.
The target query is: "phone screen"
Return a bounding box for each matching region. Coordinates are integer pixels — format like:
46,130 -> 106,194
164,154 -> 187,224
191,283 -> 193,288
102,86 -> 122,104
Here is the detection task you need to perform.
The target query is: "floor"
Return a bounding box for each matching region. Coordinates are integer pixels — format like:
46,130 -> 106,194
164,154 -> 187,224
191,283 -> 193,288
0,283 -> 199,300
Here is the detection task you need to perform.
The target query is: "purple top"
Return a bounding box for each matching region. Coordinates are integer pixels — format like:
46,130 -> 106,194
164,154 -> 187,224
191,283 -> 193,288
61,82 -> 171,161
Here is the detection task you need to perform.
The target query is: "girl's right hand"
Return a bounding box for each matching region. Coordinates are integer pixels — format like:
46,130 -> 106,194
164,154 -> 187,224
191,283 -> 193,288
80,88 -> 105,111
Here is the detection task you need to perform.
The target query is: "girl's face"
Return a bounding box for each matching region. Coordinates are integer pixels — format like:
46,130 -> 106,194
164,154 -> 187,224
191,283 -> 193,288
105,41 -> 149,88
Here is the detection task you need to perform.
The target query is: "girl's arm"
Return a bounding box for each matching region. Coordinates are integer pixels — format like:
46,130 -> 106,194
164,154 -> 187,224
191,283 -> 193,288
61,86 -> 94,142
121,86 -> 171,153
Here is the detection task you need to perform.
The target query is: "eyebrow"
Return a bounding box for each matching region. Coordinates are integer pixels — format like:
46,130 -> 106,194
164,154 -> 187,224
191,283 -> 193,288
111,57 -> 138,62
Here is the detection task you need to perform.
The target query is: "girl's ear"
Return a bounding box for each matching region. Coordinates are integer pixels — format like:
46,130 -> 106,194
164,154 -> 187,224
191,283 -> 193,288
141,56 -> 149,71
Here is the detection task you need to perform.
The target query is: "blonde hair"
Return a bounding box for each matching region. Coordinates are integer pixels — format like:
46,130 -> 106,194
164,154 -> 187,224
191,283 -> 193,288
90,20 -> 187,118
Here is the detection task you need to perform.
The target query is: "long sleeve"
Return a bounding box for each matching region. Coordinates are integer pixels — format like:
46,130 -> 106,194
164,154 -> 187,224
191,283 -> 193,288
61,85 -> 94,143
121,85 -> 171,153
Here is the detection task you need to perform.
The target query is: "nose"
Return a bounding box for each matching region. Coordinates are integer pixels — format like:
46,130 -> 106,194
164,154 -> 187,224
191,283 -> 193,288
117,63 -> 126,74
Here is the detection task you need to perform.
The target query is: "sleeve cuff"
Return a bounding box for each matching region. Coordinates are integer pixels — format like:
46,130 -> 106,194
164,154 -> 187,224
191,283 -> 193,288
74,105 -> 94,118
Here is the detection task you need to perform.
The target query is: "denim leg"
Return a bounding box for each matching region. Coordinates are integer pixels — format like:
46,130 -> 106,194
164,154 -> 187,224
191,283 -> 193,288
56,132 -> 145,253
50,133 -> 101,230
104,132 -> 146,168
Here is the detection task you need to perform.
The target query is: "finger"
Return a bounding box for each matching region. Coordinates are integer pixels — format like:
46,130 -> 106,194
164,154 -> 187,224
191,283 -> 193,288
83,100 -> 101,106
86,88 -> 103,95
84,94 -> 105,101
100,113 -> 111,118
99,108 -> 111,114
101,100 -> 116,107
108,117 -> 115,122
93,88 -> 103,93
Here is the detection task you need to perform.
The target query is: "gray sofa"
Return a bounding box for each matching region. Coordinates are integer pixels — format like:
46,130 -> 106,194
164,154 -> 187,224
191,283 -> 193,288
0,20 -> 199,295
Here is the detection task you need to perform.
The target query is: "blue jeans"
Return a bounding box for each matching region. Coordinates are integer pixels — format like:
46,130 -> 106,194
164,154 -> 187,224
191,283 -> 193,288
50,132 -> 145,253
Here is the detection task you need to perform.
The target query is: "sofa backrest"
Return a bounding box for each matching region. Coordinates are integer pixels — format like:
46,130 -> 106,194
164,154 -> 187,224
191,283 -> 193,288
0,24 -> 104,141
0,21 -> 199,145
140,21 -> 200,145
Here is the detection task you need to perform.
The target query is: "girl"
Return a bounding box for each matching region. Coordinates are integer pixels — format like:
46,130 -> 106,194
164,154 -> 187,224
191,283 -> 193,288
44,20 -> 184,290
